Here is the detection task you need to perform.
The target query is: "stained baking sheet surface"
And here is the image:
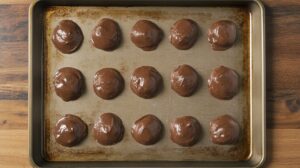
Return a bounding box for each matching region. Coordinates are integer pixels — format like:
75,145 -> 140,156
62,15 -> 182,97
44,6 -> 250,162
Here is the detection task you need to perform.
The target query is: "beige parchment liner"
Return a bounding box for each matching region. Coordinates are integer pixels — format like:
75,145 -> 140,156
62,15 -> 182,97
44,6 -> 250,161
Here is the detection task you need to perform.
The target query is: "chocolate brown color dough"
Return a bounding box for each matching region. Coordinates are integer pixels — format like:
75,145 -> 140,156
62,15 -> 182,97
53,114 -> 88,147
208,66 -> 239,100
208,20 -> 237,51
52,20 -> 83,54
91,18 -> 121,51
93,68 -> 124,100
171,64 -> 199,97
210,115 -> 240,145
130,66 -> 163,99
170,19 -> 199,50
131,20 -> 163,51
131,114 -> 163,145
53,67 -> 84,102
93,113 -> 124,145
170,116 -> 201,147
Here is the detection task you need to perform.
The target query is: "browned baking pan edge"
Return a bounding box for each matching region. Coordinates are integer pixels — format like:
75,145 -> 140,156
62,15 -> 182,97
29,0 -> 265,167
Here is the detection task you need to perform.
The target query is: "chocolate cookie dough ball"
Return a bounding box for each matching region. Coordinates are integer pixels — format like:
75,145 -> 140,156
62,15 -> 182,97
131,20 -> 163,51
210,115 -> 240,145
170,116 -> 201,147
91,18 -> 121,51
93,68 -> 124,100
171,64 -> 199,97
131,114 -> 163,145
53,114 -> 88,147
208,20 -> 237,51
130,66 -> 163,99
52,20 -> 83,54
208,66 -> 239,100
53,67 -> 84,102
169,19 -> 199,50
93,113 -> 124,145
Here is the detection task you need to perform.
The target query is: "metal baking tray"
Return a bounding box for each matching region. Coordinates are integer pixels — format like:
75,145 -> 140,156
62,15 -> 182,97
29,0 -> 265,167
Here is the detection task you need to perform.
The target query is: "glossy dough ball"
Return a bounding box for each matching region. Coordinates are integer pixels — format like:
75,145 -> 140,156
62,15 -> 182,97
210,115 -> 240,145
208,66 -> 239,100
93,68 -> 124,100
53,67 -> 84,102
170,116 -> 201,146
53,114 -> 88,147
130,66 -> 163,99
93,113 -> 124,145
131,114 -> 163,145
91,18 -> 122,51
170,19 -> 199,50
171,64 -> 199,97
52,20 -> 83,54
208,20 -> 237,51
131,20 -> 163,51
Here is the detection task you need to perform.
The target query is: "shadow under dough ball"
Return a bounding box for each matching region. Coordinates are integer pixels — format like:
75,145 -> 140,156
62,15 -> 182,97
169,19 -> 199,50
52,20 -> 83,54
171,64 -> 199,97
93,113 -> 124,145
131,20 -> 163,51
130,66 -> 163,99
208,66 -> 239,100
208,20 -> 237,51
93,68 -> 124,100
210,115 -> 240,145
53,114 -> 88,147
91,18 -> 122,51
131,114 -> 163,145
53,67 -> 84,102
170,116 -> 201,147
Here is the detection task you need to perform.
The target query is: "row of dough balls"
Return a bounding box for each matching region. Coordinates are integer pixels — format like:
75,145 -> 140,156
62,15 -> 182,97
54,113 -> 240,147
51,18 -> 237,53
53,65 -> 240,101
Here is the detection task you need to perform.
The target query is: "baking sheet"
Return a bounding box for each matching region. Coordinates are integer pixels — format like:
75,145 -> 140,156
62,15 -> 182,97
43,6 -> 250,162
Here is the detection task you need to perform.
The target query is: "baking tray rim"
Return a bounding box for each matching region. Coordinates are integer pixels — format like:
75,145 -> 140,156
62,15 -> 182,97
28,0 -> 266,167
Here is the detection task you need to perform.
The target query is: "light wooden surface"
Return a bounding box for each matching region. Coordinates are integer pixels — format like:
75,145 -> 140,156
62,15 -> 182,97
0,0 -> 299,167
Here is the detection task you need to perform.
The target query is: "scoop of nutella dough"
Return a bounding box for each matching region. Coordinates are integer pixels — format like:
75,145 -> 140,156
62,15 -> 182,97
93,113 -> 124,145
170,116 -> 201,147
93,68 -> 124,100
130,66 -> 163,99
171,64 -> 199,97
210,115 -> 240,145
131,20 -> 163,51
208,66 -> 239,100
208,20 -> 237,51
53,114 -> 88,147
91,18 -> 122,51
53,67 -> 84,102
169,19 -> 199,50
52,20 -> 83,54
131,114 -> 163,145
